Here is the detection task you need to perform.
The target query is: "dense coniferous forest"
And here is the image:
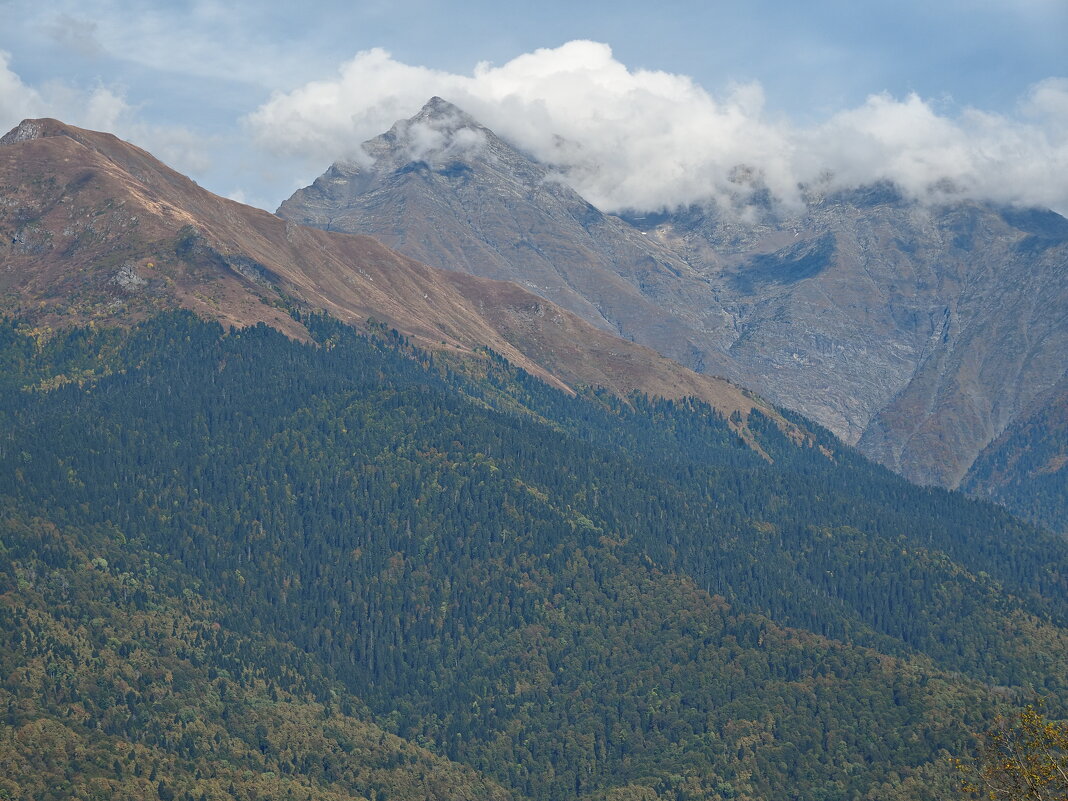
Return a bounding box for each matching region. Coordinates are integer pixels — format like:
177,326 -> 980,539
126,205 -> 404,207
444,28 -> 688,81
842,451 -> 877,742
963,376 -> 1068,535
2,311 -> 1067,801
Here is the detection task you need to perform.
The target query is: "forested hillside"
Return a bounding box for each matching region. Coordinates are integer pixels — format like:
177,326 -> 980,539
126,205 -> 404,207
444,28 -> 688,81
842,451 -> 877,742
2,311 -> 1067,801
963,373 -> 1068,535
0,508 -> 512,801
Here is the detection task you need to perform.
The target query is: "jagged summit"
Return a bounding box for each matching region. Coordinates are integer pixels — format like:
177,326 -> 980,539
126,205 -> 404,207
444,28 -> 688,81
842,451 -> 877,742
3,117 -> 135,155
278,99 -> 736,373
1,116 -> 207,205
0,117 -> 110,146
1,118 -> 54,144
414,96 -> 479,126
390,96 -> 486,142
342,96 -> 530,186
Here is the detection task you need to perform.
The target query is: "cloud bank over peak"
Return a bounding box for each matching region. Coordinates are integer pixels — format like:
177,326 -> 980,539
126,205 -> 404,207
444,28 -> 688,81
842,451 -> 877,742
249,41 -> 1068,215
368,100 -> 490,170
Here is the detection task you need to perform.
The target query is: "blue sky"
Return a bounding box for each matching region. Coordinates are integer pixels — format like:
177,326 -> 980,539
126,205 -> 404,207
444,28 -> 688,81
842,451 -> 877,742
2,0 -> 1066,213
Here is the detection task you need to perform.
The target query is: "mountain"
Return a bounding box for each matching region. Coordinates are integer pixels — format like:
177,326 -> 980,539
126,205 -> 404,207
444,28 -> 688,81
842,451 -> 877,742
4,116 -> 1068,801
647,193 -> 1068,491
277,98 -> 737,376
3,309 -> 1067,801
279,100 -> 1068,525
0,117 -> 757,420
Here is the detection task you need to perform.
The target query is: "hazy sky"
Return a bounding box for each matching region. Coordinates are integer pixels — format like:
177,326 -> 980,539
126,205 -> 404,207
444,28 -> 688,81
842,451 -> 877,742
2,0 -> 1066,213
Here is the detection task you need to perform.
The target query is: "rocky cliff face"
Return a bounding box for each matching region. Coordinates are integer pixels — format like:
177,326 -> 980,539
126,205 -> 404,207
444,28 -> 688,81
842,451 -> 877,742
280,100 -> 1068,507
645,193 -> 1068,489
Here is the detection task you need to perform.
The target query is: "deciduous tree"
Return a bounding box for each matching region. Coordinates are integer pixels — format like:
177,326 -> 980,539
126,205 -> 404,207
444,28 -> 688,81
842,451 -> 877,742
956,705 -> 1068,800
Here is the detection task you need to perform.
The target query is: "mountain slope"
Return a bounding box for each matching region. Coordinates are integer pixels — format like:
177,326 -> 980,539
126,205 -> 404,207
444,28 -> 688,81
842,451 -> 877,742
277,98 -> 737,375
961,370 -> 1068,533
278,100 -> 1068,518
0,117 -> 756,419
0,506 -> 513,801
648,193 -> 1068,489
3,311 -> 1067,801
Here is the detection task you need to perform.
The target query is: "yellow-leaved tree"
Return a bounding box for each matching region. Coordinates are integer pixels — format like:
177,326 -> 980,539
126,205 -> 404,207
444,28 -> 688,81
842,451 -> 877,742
955,705 -> 1068,800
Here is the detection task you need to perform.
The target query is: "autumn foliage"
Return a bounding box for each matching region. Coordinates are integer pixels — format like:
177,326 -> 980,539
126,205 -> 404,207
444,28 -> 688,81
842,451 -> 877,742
956,705 -> 1068,801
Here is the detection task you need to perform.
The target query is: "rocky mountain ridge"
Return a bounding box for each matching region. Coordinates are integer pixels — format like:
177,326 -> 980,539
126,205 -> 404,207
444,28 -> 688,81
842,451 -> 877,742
279,99 -> 1068,524
0,116 -> 762,423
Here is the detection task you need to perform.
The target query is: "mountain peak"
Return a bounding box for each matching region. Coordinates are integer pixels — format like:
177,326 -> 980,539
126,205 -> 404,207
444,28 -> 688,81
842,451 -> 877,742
344,97 -> 497,173
1,118 -> 76,145
1,116 -> 760,423
278,100 -> 738,379
418,96 -> 470,120
403,96 -> 485,138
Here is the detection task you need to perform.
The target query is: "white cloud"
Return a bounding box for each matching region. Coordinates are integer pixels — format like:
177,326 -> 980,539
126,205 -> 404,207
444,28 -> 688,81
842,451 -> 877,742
0,51 -> 48,125
797,89 -> 1068,211
1025,77 -> 1068,124
0,50 -> 211,176
248,41 -> 1068,215
0,50 -> 127,133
